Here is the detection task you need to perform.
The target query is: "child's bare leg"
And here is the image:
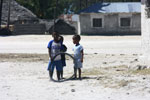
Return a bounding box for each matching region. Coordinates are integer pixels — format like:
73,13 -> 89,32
60,70 -> 64,79
78,68 -> 81,79
57,71 -> 60,80
74,67 -> 77,79
49,70 -> 51,78
49,70 -> 53,79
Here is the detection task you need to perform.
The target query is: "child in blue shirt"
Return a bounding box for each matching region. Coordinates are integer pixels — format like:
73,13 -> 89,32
72,35 -> 84,80
59,35 -> 67,79
47,31 -> 63,80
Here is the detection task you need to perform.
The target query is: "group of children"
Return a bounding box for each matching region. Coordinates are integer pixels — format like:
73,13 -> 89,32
47,31 -> 84,81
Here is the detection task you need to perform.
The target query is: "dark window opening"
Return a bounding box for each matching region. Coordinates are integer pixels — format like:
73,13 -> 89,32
120,18 -> 131,27
93,18 -> 102,27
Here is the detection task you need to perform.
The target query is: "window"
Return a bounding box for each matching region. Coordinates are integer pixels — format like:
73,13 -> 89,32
120,18 -> 131,27
93,18 -> 102,27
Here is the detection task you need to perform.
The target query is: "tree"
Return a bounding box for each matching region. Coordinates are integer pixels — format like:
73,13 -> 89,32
16,0 -> 141,19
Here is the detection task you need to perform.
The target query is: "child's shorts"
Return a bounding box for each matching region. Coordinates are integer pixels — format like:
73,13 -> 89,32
74,59 -> 82,68
47,60 -> 63,71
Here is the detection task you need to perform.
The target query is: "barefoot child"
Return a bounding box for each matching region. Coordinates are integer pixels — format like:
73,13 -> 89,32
72,35 -> 84,80
47,31 -> 63,80
59,35 -> 67,79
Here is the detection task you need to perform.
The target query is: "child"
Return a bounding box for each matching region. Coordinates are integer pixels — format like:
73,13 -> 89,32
47,31 -> 63,80
59,35 -> 67,79
72,35 -> 84,80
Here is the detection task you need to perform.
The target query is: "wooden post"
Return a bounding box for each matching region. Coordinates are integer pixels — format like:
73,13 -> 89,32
53,0 -> 58,32
85,0 -> 87,8
7,0 -> 11,29
0,0 -> 3,29
80,0 -> 81,10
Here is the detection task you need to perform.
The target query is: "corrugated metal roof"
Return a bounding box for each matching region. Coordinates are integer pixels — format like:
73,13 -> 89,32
79,2 -> 141,13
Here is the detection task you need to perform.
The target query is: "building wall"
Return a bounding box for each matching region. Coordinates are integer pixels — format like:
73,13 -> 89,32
80,13 -> 141,35
104,13 -> 118,34
79,13 -> 91,34
13,24 -> 46,34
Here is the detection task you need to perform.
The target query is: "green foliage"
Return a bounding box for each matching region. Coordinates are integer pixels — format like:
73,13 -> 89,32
15,0 -> 141,19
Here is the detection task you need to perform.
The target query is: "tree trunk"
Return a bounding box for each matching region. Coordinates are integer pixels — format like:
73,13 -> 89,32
7,0 -> 11,29
0,0 -> 3,29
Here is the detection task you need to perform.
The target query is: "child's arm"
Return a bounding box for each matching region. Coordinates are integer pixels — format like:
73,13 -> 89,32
63,45 -> 67,52
81,50 -> 84,63
48,48 -> 52,60
61,45 -> 67,52
47,40 -> 53,60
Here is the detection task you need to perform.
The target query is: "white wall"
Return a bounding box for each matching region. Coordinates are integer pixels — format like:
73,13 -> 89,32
141,0 -> 150,65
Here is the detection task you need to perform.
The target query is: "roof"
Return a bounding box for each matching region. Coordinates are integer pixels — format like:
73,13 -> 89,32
2,0 -> 38,23
79,2 -> 141,14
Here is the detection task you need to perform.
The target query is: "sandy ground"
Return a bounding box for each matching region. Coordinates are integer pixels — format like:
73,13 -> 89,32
0,35 -> 150,100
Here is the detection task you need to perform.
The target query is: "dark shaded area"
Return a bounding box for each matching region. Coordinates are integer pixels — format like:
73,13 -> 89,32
13,24 -> 46,35
81,32 -> 141,36
48,19 -> 76,35
146,0 -> 150,7
0,28 -> 12,36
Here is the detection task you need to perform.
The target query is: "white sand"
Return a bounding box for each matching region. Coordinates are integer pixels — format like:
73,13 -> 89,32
1,35 -> 150,100
0,35 -> 141,54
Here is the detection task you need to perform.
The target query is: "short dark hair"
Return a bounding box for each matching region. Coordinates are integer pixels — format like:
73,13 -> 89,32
73,35 -> 81,41
52,31 -> 59,35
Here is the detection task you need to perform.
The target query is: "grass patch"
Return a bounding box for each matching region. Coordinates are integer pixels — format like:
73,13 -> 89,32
82,68 -> 104,76
102,79 -> 136,89
131,69 -> 150,75
82,65 -> 129,77
117,80 -> 135,87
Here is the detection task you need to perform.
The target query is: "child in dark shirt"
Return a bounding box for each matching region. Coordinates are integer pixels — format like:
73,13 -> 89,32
59,35 -> 67,79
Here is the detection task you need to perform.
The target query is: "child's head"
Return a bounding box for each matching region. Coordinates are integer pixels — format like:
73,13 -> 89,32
59,35 -> 64,43
52,31 -> 60,42
72,35 -> 81,44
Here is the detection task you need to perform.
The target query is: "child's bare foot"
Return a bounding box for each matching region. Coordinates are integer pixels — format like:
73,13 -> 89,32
79,77 -> 82,80
72,76 -> 77,80
61,77 -> 65,79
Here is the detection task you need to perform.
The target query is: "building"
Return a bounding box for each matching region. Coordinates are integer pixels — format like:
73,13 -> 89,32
79,2 -> 141,35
